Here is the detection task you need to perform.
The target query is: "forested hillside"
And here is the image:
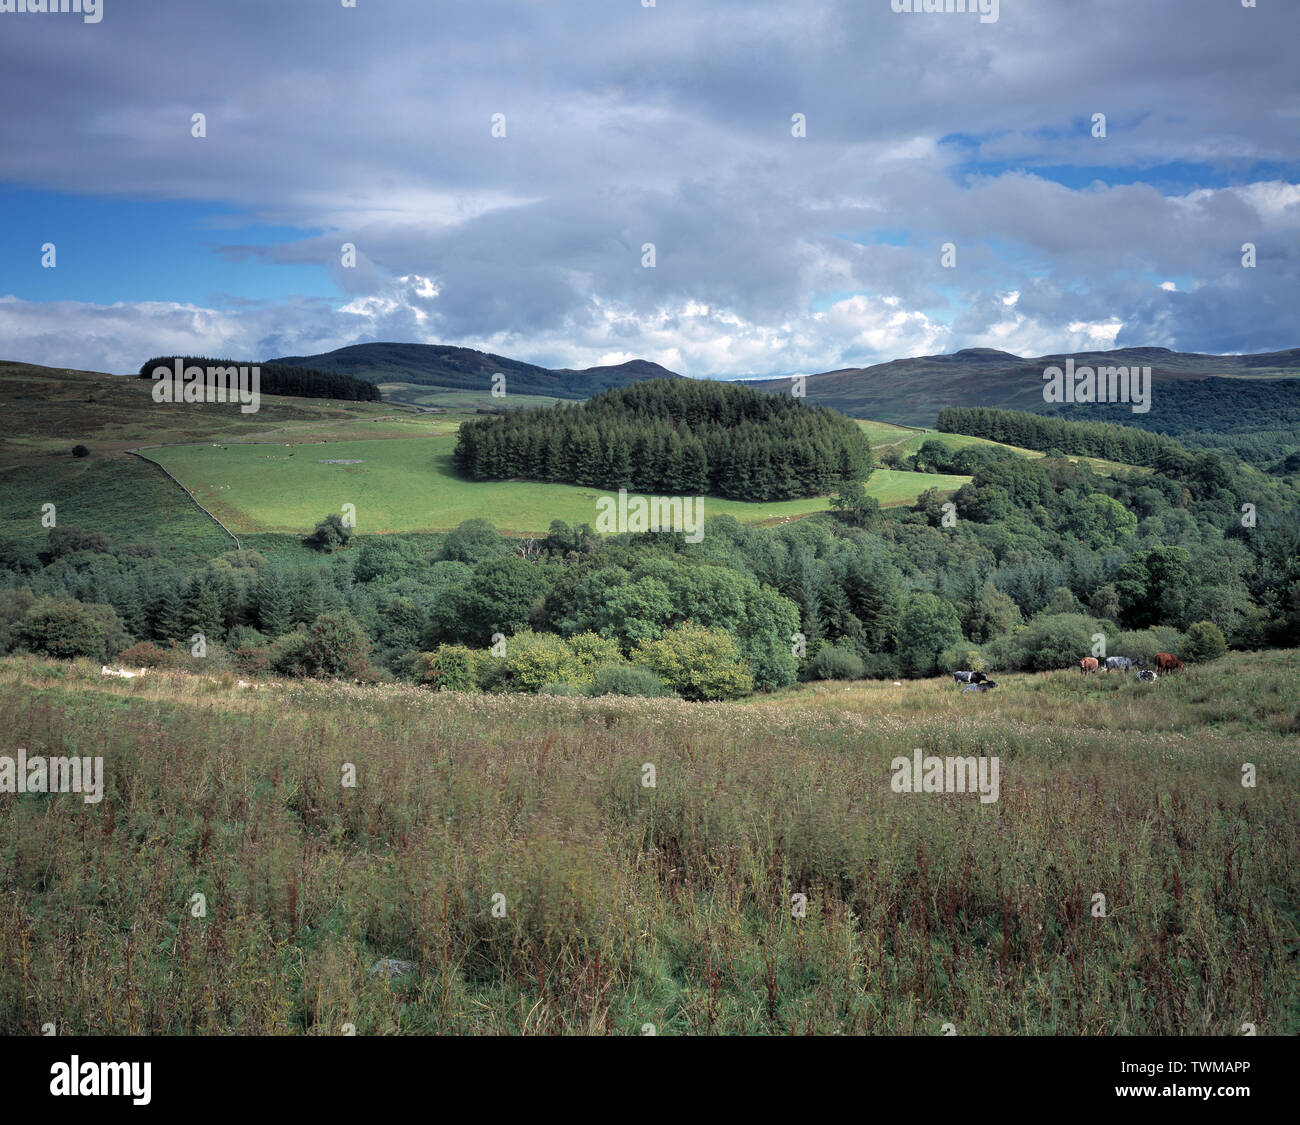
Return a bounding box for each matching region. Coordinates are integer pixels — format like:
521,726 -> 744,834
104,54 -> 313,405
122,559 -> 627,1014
1036,376 -> 1300,470
4,410 -> 1297,700
454,379 -> 873,501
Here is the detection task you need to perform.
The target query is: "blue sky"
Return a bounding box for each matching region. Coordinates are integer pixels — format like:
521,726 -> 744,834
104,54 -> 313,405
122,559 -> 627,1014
0,0 -> 1296,376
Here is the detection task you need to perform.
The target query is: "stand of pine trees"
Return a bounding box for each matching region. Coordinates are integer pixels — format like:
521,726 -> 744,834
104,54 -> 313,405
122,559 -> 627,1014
138,357 -> 382,403
454,379 -> 872,500
937,406 -> 1184,468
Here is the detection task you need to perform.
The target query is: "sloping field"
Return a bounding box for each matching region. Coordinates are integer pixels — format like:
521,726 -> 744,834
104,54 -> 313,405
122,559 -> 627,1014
146,438 -> 969,535
858,419 -> 1147,476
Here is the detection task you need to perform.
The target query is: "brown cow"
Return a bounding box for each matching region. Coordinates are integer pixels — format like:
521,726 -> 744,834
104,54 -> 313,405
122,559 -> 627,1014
1079,657 -> 1100,674
1154,653 -> 1184,672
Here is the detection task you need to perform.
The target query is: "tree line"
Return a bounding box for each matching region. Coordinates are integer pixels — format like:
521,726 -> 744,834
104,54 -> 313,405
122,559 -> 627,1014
137,356 -> 382,402
938,406 -> 1185,468
454,378 -> 873,500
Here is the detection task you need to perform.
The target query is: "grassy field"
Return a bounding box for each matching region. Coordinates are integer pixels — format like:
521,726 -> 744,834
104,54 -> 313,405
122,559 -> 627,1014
378,383 -> 564,411
858,419 -> 1147,476
1,648 -> 1295,1035
144,439 -> 971,535
11,361 -> 1180,544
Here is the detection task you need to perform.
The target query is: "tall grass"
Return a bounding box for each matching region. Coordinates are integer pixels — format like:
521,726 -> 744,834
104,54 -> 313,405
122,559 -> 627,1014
1,651 -> 1297,1034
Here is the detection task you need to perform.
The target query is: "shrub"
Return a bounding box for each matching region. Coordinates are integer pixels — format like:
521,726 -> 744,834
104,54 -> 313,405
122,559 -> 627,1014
1182,620 -> 1227,663
491,630 -> 582,694
268,632 -> 313,676
1110,626 -> 1184,666
589,662 -> 668,697
118,641 -> 171,668
303,513 -> 353,553
302,609 -> 371,677
807,644 -> 866,681
860,652 -> 903,680
413,644 -> 479,691
439,518 -> 506,565
43,525 -> 112,561
566,631 -> 624,674
14,598 -> 126,662
538,681 -> 586,697
231,645 -> 271,678
0,588 -> 37,653
631,623 -> 753,701
939,644 -> 985,674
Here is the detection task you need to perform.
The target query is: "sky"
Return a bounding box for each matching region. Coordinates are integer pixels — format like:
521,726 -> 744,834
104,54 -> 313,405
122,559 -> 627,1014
0,0 -> 1296,377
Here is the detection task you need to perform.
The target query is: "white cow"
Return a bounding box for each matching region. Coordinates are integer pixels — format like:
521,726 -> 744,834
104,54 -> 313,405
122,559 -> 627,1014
101,666 -> 146,678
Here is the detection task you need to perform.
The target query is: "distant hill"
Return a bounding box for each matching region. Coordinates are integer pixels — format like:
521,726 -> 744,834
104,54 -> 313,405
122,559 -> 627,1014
271,343 -> 681,400
746,346 -> 1300,428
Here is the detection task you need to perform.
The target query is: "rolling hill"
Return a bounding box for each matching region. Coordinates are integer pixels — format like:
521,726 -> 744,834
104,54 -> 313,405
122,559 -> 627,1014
271,342 -> 682,400
745,346 -> 1300,428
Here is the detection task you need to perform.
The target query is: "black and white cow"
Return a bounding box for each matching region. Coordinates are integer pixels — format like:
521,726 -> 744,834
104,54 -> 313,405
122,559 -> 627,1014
962,680 -> 998,692
1138,669 -> 1158,682
953,670 -> 988,685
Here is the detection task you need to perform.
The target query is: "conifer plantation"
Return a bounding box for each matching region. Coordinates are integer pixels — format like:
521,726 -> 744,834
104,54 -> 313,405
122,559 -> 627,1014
454,379 -> 873,500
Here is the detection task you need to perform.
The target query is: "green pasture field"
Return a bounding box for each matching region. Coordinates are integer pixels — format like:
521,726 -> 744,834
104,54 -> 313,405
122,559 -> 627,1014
378,383 -> 565,411
858,419 -> 1148,476
145,438 -> 971,535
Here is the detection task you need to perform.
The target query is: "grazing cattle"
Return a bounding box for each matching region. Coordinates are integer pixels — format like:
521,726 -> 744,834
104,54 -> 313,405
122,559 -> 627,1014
953,670 -> 988,685
1078,657 -> 1100,674
962,680 -> 998,693
1105,656 -> 1137,672
1153,653 -> 1184,672
1138,669 -> 1158,682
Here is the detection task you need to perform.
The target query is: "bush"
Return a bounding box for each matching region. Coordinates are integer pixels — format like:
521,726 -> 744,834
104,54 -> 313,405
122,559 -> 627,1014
0,588 -> 37,653
631,623 -> 753,701
118,641 -> 172,668
14,598 -> 126,662
860,652 -> 903,680
939,644 -> 985,674
439,519 -> 506,565
806,644 -> 865,681
1110,626 -> 1184,666
985,613 -> 1109,671
589,662 -> 668,697
1182,620 -> 1227,663
490,630 -> 582,694
268,632 -> 313,676
231,645 -> 271,678
566,631 -> 624,674
303,513 -> 354,553
44,525 -> 112,561
538,681 -> 586,697
413,644 -> 479,691
302,609 -> 371,677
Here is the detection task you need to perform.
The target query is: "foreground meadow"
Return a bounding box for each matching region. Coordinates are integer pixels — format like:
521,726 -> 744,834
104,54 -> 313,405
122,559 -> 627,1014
1,651 -> 1297,1035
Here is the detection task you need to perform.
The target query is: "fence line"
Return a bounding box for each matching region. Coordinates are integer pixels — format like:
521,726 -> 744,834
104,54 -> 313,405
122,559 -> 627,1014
125,447 -> 241,550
